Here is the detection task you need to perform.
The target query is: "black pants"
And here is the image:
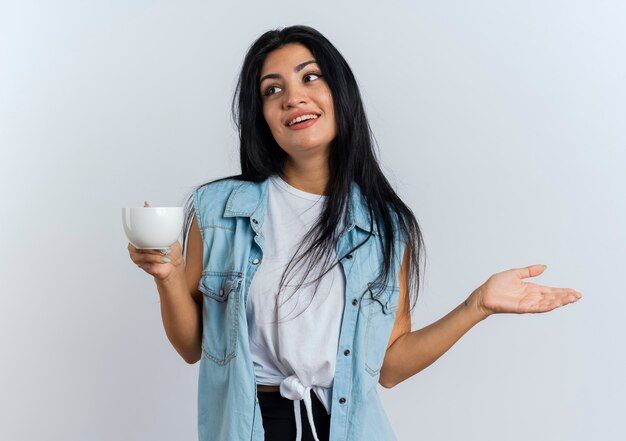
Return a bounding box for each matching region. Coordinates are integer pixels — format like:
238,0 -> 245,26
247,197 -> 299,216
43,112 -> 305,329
258,391 -> 331,441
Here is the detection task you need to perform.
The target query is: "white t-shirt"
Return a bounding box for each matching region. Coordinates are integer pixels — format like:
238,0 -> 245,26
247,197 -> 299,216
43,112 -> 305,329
246,175 -> 345,427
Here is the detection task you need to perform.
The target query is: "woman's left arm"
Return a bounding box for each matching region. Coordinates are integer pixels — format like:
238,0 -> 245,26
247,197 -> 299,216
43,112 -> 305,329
378,248 -> 583,388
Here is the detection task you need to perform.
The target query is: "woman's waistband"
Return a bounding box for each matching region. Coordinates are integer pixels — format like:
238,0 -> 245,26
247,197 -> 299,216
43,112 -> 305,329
257,384 -> 280,392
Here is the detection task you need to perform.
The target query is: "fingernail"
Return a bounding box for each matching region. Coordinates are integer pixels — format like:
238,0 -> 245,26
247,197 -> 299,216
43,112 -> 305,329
162,257 -> 171,263
160,248 -> 170,255
543,265 -> 548,270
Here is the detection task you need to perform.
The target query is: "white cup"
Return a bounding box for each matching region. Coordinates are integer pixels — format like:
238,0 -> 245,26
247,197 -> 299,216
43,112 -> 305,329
122,207 -> 184,249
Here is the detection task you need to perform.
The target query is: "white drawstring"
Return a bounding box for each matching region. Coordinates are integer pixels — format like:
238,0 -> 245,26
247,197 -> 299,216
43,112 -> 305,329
280,376 -> 320,441
293,400 -> 303,441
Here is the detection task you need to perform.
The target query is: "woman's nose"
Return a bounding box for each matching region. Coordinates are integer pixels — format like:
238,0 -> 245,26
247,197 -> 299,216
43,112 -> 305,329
283,85 -> 308,108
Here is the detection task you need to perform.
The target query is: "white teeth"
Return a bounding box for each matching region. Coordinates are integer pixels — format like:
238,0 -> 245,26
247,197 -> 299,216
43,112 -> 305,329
288,114 -> 318,126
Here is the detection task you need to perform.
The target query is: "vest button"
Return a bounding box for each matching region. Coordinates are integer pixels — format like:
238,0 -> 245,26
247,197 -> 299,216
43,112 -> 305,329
252,218 -> 259,224
252,258 -> 260,265
339,397 -> 346,404
346,253 -> 353,259
351,298 -> 358,306
344,349 -> 350,356
219,289 -> 224,296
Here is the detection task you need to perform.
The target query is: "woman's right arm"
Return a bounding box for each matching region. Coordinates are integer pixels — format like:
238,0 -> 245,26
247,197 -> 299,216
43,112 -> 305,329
128,215 -> 204,364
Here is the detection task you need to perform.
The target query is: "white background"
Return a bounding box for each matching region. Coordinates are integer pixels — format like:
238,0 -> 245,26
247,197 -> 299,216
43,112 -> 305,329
1,1 -> 624,440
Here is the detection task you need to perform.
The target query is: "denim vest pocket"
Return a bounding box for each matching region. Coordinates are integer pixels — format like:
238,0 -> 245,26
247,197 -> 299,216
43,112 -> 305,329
363,282 -> 399,376
198,271 -> 243,365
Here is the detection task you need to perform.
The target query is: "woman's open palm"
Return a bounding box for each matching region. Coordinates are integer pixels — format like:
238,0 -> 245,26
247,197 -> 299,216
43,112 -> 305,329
475,265 -> 582,317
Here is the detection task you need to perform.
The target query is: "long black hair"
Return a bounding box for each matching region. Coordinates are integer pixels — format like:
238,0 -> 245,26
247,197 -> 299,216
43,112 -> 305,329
182,25 -> 425,311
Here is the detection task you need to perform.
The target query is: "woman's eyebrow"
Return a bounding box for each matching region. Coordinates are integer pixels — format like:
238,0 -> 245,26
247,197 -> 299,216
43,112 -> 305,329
295,59 -> 317,72
259,60 -> 318,84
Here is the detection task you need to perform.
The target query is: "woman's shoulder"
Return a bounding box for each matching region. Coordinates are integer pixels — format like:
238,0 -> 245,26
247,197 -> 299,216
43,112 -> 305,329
193,175 -> 268,217
196,176 -> 242,196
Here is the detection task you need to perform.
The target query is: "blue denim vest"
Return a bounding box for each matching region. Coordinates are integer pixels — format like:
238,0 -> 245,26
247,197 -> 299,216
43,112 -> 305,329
193,177 -> 404,441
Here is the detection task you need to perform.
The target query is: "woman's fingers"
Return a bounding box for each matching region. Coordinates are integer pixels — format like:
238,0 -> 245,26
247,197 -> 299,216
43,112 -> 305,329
541,285 -> 583,301
128,243 -> 173,265
513,264 -> 547,280
555,289 -> 583,305
127,237 -> 180,281
521,286 -> 582,313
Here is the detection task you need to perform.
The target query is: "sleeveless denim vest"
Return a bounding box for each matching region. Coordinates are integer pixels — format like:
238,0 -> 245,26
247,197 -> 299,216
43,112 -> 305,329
193,178 -> 405,441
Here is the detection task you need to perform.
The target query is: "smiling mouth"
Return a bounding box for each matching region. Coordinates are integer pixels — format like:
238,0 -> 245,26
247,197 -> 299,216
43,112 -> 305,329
287,114 -> 319,127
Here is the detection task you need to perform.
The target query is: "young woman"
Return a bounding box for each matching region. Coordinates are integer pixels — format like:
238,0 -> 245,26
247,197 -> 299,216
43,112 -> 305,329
127,25 -> 582,441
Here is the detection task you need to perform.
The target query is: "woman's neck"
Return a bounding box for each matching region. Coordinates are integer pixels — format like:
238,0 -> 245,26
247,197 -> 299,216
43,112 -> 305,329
281,157 -> 329,196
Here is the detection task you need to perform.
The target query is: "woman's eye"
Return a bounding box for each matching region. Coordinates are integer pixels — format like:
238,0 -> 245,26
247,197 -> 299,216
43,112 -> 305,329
303,73 -> 321,82
263,85 -> 282,97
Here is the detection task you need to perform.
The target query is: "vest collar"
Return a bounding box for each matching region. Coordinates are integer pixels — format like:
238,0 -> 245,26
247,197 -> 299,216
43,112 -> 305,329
223,177 -> 377,235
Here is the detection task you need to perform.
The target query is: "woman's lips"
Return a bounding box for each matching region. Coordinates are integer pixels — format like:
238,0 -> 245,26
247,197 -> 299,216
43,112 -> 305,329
286,116 -> 319,130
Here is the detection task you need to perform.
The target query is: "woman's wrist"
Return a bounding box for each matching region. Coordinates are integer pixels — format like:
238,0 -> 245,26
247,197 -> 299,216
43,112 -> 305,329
464,287 -> 492,323
155,266 -> 186,288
